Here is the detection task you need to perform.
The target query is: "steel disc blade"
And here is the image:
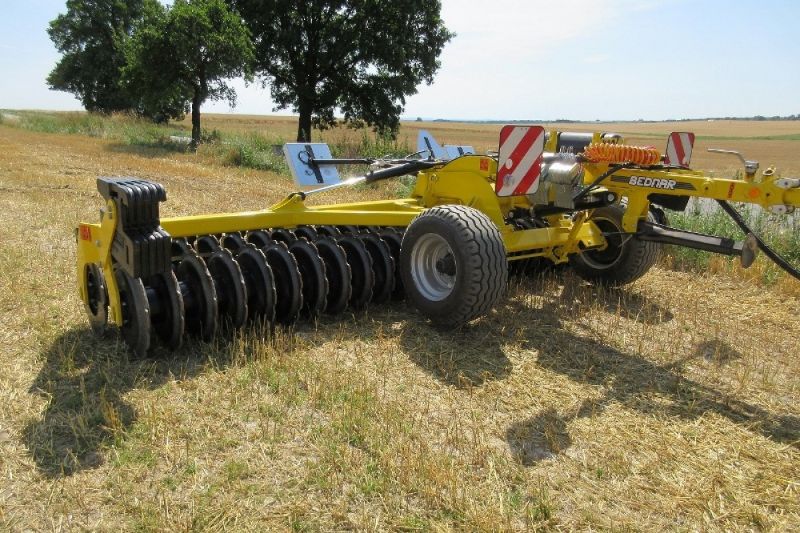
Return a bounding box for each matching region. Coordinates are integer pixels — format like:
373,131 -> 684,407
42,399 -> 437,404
246,230 -> 273,249
337,225 -> 360,235
270,228 -> 296,245
83,263 -> 108,333
263,242 -> 303,324
148,270 -> 185,350
359,233 -> 395,304
337,236 -> 373,310
316,225 -> 342,238
114,267 -> 151,357
314,237 -> 352,314
289,239 -> 328,318
221,233 -> 247,253
206,249 -> 248,329
195,235 -> 221,255
171,239 -> 193,260
294,225 -> 318,241
378,229 -> 404,300
235,245 -> 276,323
177,250 -> 218,341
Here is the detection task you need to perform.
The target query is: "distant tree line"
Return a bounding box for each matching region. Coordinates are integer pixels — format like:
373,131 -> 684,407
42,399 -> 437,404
429,115 -> 800,125
47,0 -> 453,147
671,115 -> 800,121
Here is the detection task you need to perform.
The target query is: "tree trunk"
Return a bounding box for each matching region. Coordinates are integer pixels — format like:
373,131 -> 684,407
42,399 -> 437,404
191,89 -> 201,150
297,100 -> 312,142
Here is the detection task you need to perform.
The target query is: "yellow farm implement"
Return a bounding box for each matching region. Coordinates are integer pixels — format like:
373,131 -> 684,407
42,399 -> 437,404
76,126 -> 800,356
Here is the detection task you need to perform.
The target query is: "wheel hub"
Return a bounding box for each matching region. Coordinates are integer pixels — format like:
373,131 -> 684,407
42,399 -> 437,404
410,233 -> 456,302
435,254 -> 456,276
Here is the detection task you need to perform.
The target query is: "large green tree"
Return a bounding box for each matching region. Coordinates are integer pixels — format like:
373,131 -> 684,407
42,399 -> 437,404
47,0 -> 151,112
125,0 -> 254,147
230,0 -> 453,142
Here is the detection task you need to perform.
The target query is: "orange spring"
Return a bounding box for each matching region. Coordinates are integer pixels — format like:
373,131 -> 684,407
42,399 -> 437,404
582,143 -> 661,166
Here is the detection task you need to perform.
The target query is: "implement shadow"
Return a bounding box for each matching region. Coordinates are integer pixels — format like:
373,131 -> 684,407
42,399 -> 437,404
395,270 -> 675,390
22,326 -> 254,478
398,319 -> 512,388
500,273 -> 799,465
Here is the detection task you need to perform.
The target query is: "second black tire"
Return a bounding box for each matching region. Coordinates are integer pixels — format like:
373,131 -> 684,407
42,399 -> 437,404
568,204 -> 661,286
400,205 -> 507,327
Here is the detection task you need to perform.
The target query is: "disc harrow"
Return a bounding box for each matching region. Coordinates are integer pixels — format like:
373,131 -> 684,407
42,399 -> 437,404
77,128 -> 800,357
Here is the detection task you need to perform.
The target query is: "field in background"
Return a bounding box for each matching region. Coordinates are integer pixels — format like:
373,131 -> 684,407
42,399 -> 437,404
0,116 -> 798,530
189,113 -> 800,173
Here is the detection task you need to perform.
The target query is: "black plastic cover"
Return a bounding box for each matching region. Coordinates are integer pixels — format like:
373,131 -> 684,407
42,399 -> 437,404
545,132 -> 623,155
649,193 -> 690,212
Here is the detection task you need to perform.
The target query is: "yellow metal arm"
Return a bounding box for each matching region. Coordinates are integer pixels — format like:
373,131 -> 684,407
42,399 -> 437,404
581,163 -> 800,232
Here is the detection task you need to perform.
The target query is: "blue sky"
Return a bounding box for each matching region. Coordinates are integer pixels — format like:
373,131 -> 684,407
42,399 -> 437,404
1,0 -> 798,120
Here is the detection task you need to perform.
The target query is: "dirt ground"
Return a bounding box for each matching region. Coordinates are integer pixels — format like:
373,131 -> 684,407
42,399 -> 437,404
0,123 -> 798,531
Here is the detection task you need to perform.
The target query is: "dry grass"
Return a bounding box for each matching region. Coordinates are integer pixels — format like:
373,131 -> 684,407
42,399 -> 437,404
0,122 -> 799,531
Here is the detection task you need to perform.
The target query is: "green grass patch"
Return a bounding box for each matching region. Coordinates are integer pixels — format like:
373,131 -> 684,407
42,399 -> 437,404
223,458 -> 250,481
218,132 -> 289,174
8,110 -> 186,145
664,199 -> 800,284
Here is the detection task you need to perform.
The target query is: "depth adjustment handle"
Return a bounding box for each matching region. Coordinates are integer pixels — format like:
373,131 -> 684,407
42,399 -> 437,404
97,177 -> 172,279
707,148 -> 759,177
364,159 -> 438,183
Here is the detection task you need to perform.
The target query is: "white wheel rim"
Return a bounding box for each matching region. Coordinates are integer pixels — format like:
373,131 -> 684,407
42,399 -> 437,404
410,233 -> 456,301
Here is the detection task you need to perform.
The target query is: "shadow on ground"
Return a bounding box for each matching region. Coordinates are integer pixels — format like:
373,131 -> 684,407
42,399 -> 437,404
399,320 -> 512,387
25,271 -> 796,477
506,408 -> 572,466
500,274 -> 797,465
694,338 -> 742,364
23,326 -> 251,478
394,270 -> 797,465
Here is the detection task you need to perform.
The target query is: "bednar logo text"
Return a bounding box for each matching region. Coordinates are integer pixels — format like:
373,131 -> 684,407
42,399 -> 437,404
628,176 -> 677,190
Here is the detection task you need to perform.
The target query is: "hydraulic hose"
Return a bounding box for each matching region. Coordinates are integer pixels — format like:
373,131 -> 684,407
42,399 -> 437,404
583,143 -> 661,166
717,200 -> 800,281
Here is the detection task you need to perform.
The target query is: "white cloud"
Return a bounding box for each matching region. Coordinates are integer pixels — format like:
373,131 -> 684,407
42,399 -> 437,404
404,0 -> 669,119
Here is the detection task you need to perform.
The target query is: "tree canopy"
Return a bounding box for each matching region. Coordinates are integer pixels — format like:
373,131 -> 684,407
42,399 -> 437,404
230,0 -> 453,141
124,0 -> 255,146
47,0 -> 153,113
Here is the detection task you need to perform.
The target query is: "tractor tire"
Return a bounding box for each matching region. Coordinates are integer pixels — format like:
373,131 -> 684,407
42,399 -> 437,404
569,204 -> 660,286
400,205 -> 507,327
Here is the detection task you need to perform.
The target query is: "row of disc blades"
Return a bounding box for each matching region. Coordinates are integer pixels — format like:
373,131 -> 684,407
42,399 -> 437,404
110,225 -> 404,357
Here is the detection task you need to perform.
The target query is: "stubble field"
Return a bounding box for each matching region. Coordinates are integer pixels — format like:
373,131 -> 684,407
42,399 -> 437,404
0,115 -> 798,531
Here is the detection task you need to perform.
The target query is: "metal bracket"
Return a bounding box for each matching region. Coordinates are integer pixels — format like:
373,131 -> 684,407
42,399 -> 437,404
637,220 -> 759,268
707,148 -> 759,177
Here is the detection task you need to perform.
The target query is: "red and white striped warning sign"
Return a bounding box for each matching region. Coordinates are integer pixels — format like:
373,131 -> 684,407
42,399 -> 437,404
495,125 -> 545,197
664,132 -> 695,167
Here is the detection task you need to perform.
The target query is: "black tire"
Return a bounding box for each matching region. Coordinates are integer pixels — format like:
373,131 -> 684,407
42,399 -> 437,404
568,204 -> 660,286
400,205 -> 507,327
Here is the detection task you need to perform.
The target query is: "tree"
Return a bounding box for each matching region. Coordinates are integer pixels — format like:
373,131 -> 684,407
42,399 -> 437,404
47,0 -> 151,112
48,0 -> 187,121
230,0 -> 453,142
125,0 -> 254,147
